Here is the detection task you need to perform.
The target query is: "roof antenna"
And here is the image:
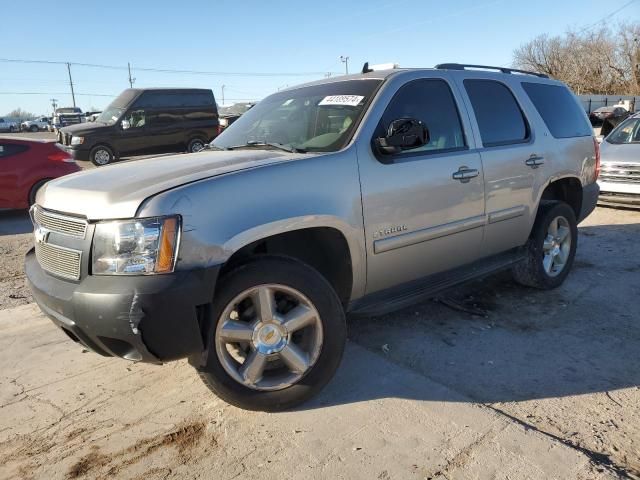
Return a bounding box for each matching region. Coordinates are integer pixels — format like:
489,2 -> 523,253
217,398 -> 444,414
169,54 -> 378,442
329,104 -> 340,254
362,62 -> 373,74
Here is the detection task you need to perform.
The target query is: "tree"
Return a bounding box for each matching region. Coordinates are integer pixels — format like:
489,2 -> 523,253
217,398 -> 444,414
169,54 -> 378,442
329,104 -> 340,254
6,108 -> 35,121
513,22 -> 640,95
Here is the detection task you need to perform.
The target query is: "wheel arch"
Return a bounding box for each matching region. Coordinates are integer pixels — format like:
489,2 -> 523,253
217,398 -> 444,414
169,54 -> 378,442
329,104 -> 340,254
536,175 -> 583,220
219,220 -> 360,307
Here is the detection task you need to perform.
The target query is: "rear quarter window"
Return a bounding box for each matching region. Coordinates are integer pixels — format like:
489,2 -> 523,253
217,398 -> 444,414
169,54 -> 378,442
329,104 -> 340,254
0,143 -> 29,158
521,82 -> 592,138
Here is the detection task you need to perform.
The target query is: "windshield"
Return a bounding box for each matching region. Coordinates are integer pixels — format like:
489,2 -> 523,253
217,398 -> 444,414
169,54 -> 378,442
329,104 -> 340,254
606,117 -> 640,144
95,107 -> 125,125
213,79 -> 382,153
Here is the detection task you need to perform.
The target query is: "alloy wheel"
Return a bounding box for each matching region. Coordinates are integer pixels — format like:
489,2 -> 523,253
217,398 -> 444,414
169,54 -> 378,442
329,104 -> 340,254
542,216 -> 571,277
215,284 -> 323,391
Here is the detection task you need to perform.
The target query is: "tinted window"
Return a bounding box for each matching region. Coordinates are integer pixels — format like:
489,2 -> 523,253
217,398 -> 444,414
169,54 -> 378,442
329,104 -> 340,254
134,91 -> 215,109
376,79 -> 466,157
522,82 -> 592,138
464,80 -> 528,147
0,143 -> 29,158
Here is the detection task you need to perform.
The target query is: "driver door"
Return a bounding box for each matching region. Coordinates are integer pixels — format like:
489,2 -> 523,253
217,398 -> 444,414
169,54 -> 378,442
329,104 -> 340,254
117,109 -> 149,156
358,76 -> 486,294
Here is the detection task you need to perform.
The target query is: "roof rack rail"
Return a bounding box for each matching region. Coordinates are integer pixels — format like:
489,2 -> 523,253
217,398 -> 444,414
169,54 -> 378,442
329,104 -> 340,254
435,63 -> 549,79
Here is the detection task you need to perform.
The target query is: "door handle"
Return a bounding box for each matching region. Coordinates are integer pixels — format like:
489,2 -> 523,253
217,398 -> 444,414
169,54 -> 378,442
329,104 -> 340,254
452,166 -> 479,183
525,154 -> 545,168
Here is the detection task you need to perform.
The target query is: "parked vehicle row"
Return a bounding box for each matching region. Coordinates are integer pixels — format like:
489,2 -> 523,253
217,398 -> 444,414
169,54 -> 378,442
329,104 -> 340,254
589,105 -> 631,136
26,63 -> 599,411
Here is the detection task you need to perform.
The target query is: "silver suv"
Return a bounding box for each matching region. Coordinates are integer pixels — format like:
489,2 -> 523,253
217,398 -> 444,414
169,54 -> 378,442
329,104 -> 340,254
26,63 -> 599,411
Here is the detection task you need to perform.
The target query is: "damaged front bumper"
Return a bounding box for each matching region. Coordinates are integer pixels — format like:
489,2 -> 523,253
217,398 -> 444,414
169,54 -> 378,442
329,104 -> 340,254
25,249 -> 220,363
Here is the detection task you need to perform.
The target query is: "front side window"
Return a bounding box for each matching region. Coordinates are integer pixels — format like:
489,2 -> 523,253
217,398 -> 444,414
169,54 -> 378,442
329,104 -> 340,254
213,80 -> 381,153
607,117 -> 640,144
123,109 -> 146,128
464,79 -> 529,147
375,78 -> 466,157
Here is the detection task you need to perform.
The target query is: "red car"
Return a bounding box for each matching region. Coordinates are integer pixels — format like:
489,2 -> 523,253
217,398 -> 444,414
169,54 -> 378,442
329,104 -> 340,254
0,138 -> 80,209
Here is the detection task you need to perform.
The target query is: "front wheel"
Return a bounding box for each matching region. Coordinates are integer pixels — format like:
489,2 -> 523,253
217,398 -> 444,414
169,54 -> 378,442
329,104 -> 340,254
512,201 -> 578,289
30,125 -> 39,132
90,145 -> 115,166
193,256 -> 347,411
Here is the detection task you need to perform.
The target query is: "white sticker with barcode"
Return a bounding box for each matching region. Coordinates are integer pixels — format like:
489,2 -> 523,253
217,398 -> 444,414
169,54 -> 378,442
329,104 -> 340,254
318,95 -> 364,106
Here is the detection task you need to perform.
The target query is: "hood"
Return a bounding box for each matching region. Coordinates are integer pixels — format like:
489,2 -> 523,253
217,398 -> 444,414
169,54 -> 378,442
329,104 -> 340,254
60,123 -> 102,135
39,149 -> 305,220
600,141 -> 640,165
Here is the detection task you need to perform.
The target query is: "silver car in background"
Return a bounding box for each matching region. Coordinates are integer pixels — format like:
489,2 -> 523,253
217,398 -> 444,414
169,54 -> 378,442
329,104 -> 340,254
598,113 -> 640,208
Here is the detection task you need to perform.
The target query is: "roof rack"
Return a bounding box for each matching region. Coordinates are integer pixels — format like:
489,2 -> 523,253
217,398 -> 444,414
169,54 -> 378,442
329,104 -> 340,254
435,63 -> 549,79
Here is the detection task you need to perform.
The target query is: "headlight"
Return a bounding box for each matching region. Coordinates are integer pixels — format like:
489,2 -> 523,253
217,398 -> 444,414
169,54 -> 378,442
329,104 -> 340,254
92,216 -> 180,275
71,136 -> 84,145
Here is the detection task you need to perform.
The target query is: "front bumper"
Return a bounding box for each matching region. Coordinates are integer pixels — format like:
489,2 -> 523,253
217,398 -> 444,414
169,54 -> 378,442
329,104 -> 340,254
26,249 -> 220,363
63,146 -> 90,161
598,180 -> 640,208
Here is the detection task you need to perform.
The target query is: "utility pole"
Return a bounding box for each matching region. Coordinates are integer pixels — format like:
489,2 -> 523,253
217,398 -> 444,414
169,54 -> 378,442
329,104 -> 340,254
50,98 -> 58,114
340,55 -> 350,75
221,84 -> 225,105
128,62 -> 135,88
66,63 -> 76,108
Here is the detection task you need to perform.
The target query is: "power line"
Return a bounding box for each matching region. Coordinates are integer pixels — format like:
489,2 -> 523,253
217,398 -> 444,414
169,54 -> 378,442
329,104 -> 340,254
0,58 -> 339,77
577,0 -> 638,33
0,91 -> 116,97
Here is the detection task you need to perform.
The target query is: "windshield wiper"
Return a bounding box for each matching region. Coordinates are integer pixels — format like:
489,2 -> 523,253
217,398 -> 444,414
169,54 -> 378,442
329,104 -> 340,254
226,141 -> 307,154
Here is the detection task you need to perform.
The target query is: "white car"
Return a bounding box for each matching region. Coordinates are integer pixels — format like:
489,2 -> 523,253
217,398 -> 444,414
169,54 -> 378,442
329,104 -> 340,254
598,113 -> 640,208
21,116 -> 50,132
0,118 -> 18,132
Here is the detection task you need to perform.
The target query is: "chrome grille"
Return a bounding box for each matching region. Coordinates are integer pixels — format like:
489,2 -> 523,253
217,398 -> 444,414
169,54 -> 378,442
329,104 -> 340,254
600,163 -> 640,184
35,242 -> 82,280
33,207 -> 87,238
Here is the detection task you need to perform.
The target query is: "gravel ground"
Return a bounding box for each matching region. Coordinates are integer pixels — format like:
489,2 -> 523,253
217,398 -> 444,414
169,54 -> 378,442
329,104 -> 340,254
0,205 -> 638,478
0,210 -> 33,309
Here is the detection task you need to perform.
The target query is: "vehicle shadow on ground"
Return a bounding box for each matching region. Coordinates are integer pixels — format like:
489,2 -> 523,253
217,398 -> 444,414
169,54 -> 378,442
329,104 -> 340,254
304,222 -> 640,410
0,210 -> 32,236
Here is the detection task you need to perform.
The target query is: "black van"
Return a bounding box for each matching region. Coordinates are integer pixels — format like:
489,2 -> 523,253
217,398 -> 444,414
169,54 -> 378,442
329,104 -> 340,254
58,88 -> 220,165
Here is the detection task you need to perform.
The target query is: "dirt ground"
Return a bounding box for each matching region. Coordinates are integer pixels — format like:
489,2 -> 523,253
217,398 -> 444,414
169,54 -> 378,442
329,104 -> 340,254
0,206 -> 639,479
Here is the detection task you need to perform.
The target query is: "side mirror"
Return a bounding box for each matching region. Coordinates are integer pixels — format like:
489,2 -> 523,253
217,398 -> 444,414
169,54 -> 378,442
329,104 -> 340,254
595,135 -> 604,144
375,118 -> 429,155
121,119 -> 131,130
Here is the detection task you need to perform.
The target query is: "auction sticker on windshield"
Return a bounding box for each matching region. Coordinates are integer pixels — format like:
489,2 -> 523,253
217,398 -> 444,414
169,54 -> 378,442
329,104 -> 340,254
318,95 -> 364,106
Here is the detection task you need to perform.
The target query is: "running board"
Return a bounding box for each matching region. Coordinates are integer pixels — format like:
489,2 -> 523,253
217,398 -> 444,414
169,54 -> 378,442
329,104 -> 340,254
348,250 -> 525,317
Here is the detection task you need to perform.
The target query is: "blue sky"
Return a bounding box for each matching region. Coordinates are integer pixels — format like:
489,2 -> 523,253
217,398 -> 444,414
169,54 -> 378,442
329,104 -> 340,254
1,0 -> 638,115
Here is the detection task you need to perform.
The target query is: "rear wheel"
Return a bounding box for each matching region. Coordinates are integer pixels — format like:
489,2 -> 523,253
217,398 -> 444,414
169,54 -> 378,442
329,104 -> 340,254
90,145 -> 115,166
194,256 -> 346,411
512,201 -> 577,289
187,137 -> 206,153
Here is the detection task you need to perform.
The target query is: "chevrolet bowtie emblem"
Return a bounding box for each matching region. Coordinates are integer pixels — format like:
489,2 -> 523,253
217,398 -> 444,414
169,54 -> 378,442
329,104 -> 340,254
34,226 -> 50,244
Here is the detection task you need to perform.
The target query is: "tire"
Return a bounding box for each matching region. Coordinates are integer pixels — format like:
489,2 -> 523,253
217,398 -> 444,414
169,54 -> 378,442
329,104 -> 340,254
512,201 -> 578,289
30,125 -> 39,132
29,179 -> 50,206
187,137 -> 206,153
90,145 -> 115,166
193,255 -> 347,411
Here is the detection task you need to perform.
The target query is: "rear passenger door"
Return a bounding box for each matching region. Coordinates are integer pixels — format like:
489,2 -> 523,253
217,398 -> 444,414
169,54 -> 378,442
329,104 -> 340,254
457,77 -> 544,256
358,75 -> 486,294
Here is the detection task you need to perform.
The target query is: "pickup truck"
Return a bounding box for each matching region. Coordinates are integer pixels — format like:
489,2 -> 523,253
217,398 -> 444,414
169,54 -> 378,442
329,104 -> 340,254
26,63 -> 599,411
0,118 -> 18,132
52,107 -> 84,132
21,116 -> 51,132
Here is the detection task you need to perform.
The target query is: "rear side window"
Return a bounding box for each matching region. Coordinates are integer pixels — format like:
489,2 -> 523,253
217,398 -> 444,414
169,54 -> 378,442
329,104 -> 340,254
0,143 -> 29,158
135,91 -> 215,109
464,80 -> 529,147
521,82 -> 592,138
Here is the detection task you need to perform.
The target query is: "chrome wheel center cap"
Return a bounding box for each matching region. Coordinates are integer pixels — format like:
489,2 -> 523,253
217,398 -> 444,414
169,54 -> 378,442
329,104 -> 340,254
253,323 -> 287,354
